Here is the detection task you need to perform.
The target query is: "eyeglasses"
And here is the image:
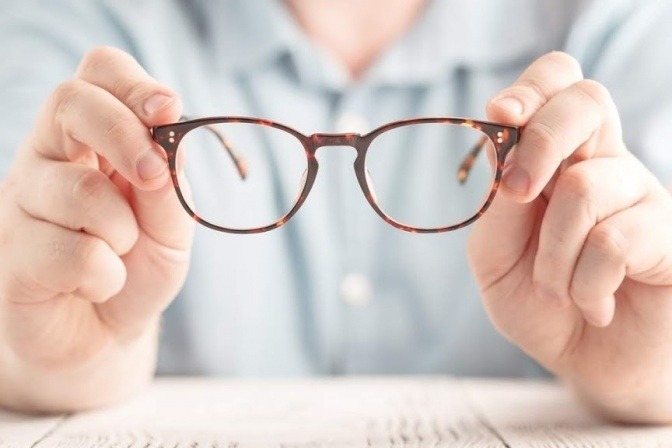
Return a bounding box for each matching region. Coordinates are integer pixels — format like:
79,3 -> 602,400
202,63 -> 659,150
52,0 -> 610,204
152,116 -> 520,234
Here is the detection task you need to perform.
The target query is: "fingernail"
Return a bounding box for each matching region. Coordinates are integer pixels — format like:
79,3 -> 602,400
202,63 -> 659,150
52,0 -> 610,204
495,96 -> 524,116
502,164 -> 530,196
143,94 -> 174,116
137,148 -> 167,181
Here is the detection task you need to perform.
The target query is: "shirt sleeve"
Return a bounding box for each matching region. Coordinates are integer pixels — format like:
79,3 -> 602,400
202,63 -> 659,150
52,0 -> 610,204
566,0 -> 672,186
0,0 -> 130,182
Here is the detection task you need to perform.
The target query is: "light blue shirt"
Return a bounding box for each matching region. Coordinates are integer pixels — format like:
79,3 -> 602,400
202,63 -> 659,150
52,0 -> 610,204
1,0 -> 671,377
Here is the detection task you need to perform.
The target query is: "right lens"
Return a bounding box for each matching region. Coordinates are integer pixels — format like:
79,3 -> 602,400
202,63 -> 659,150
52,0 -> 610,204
364,122 -> 497,230
177,121 -> 308,230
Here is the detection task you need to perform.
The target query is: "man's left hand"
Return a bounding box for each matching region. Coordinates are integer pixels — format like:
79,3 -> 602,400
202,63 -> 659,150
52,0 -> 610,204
467,51 -> 672,424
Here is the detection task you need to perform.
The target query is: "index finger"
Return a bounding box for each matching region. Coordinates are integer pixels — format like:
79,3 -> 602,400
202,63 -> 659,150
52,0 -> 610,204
76,46 -> 182,126
486,51 -> 584,125
502,79 -> 626,202
33,78 -> 169,190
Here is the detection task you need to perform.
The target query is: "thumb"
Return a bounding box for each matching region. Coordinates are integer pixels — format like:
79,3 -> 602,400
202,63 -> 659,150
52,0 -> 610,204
75,48 -> 194,335
467,93 -> 542,288
77,46 -> 193,249
467,176 -> 541,289
123,85 -> 193,255
75,46 -> 193,248
468,52 -> 583,287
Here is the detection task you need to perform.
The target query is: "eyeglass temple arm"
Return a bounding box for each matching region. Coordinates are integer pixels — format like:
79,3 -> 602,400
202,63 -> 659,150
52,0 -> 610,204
180,115 -> 248,180
457,135 -> 488,184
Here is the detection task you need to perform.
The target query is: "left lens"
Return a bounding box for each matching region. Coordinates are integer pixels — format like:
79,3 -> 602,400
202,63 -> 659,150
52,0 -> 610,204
178,121 -> 307,231
364,122 -> 497,230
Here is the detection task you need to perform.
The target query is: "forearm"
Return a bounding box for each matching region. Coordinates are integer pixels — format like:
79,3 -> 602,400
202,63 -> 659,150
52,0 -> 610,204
0,321 -> 159,413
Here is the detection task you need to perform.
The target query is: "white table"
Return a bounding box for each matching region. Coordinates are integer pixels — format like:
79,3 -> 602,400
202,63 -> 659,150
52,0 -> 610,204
2,377 -> 671,447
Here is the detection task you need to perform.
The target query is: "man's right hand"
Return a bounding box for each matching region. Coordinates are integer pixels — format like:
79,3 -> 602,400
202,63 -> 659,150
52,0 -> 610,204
0,47 -> 194,412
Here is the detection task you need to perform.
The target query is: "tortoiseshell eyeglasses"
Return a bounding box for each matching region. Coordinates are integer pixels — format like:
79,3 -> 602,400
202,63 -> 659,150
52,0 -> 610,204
152,117 -> 519,234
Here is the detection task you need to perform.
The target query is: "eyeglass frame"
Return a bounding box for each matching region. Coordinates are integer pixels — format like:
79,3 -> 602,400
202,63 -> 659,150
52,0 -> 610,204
152,116 -> 520,234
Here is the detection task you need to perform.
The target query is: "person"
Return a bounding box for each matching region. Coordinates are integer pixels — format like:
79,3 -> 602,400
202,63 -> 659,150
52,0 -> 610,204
0,0 -> 671,423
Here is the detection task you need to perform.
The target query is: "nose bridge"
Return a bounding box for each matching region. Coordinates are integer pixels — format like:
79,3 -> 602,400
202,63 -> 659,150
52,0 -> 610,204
310,132 -> 361,148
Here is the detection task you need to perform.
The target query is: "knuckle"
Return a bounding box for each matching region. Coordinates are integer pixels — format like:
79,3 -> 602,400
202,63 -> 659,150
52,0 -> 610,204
586,223 -> 628,259
557,166 -> 596,203
71,234 -> 108,273
544,51 -> 583,77
77,46 -> 127,77
557,167 -> 599,222
112,78 -> 146,107
52,80 -> 87,123
72,169 -> 108,211
517,78 -> 554,104
573,80 -> 612,119
525,120 -> 560,151
102,113 -> 140,147
575,79 -> 611,104
43,236 -> 69,264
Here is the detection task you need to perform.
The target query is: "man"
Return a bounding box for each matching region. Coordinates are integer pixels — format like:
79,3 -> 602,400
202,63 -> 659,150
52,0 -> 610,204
0,0 -> 671,423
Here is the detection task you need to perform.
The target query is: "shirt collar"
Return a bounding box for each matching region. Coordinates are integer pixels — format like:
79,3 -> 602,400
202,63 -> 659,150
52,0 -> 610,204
211,0 -> 300,74
212,0 -> 545,90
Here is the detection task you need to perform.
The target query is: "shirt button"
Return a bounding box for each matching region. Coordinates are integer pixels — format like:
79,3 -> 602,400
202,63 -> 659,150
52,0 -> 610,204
336,114 -> 370,134
340,273 -> 373,307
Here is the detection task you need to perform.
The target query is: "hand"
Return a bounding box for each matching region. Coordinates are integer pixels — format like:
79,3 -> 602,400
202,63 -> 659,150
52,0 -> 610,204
0,47 -> 194,411
467,52 -> 672,423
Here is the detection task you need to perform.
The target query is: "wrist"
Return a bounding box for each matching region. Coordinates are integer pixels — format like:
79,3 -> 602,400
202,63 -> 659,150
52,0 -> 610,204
563,372 -> 672,425
0,320 -> 159,413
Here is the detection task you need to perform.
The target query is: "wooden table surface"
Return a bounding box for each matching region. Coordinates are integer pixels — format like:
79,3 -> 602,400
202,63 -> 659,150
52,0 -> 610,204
2,377 -> 671,447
